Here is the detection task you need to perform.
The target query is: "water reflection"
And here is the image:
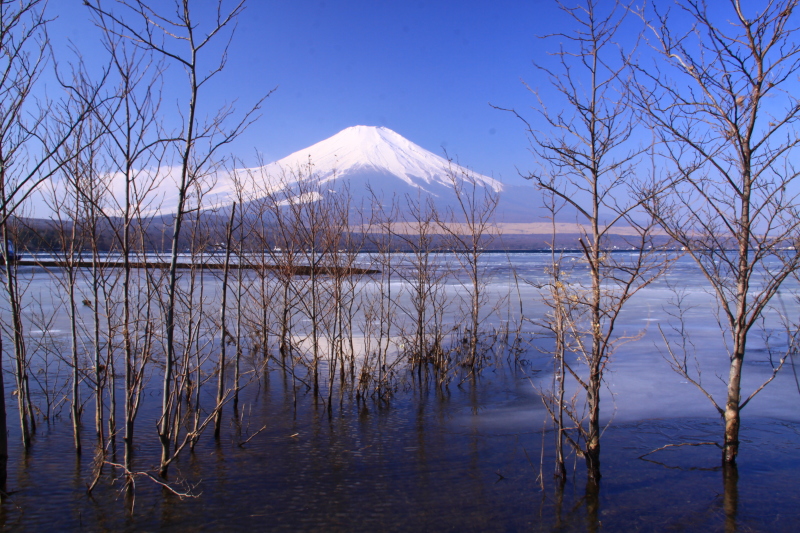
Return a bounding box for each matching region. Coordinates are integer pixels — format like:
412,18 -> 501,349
585,479 -> 600,533
0,370 -> 798,530
723,463 -> 738,533
1,255 -> 799,530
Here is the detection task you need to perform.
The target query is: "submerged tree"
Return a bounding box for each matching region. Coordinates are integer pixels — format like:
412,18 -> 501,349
634,0 -> 800,465
0,0 -> 100,491
501,0 -> 667,485
0,0 -> 52,470
85,0 -> 265,478
88,22 -> 167,476
394,193 -> 452,386
438,163 -> 500,374
362,188 -> 402,401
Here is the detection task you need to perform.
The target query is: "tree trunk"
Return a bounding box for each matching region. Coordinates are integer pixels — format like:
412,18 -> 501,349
723,343 -> 744,463
585,373 -> 601,484
0,331 -> 8,494
215,203 -> 236,439
68,266 -> 82,455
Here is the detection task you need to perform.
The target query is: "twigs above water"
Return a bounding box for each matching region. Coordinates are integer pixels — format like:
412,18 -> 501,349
237,424 -> 268,448
105,461 -> 200,509
638,441 -> 722,461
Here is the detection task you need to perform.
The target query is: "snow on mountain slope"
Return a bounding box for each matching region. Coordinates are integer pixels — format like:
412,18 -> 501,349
265,125 -> 502,190
140,125 -> 548,224
201,125 -> 503,206
29,125 -> 586,229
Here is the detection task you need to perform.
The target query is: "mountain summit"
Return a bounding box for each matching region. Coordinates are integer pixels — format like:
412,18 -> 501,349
158,125 -> 541,224
251,125 -> 503,193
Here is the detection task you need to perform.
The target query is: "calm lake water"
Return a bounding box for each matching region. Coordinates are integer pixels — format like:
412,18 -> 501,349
1,253 -> 798,531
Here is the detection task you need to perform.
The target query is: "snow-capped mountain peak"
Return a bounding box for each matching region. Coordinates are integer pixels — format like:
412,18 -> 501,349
246,125 -> 503,193
152,125 -> 508,215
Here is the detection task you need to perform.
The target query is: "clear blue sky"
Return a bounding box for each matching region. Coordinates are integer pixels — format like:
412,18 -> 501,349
47,0 -> 576,186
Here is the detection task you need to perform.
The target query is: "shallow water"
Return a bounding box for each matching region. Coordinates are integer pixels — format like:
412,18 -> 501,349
1,253 -> 799,531
3,375 -> 799,531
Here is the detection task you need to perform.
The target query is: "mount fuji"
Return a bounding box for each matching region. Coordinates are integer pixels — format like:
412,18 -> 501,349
25,125 -> 643,249
197,125 -> 543,224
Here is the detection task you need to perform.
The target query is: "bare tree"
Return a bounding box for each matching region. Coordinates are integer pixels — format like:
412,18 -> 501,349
394,193 -> 452,387
278,161 -> 337,399
320,182 -> 365,413
364,189 -> 402,401
500,0 -> 667,485
40,51 -> 116,459
214,202 -> 236,438
259,170 -> 308,406
46,118 -> 90,456
237,162 -> 281,374
538,197 -> 577,482
170,198 -> 214,453
634,0 -> 800,465
85,0 -> 266,477
88,24 -> 167,476
437,163 -> 500,374
227,178 -> 257,419
0,0 -> 99,488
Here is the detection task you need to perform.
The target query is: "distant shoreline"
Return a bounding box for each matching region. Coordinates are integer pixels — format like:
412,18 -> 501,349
8,259 -> 379,276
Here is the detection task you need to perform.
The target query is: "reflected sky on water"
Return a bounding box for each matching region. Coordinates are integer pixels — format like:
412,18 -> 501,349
1,252 -> 798,530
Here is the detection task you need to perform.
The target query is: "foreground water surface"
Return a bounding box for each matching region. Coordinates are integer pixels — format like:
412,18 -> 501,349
1,253 -> 798,531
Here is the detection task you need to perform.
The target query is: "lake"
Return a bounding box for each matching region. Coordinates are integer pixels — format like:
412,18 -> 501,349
0,252 -> 798,531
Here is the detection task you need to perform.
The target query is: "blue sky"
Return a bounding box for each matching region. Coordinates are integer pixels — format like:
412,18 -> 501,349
47,1 -> 576,186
